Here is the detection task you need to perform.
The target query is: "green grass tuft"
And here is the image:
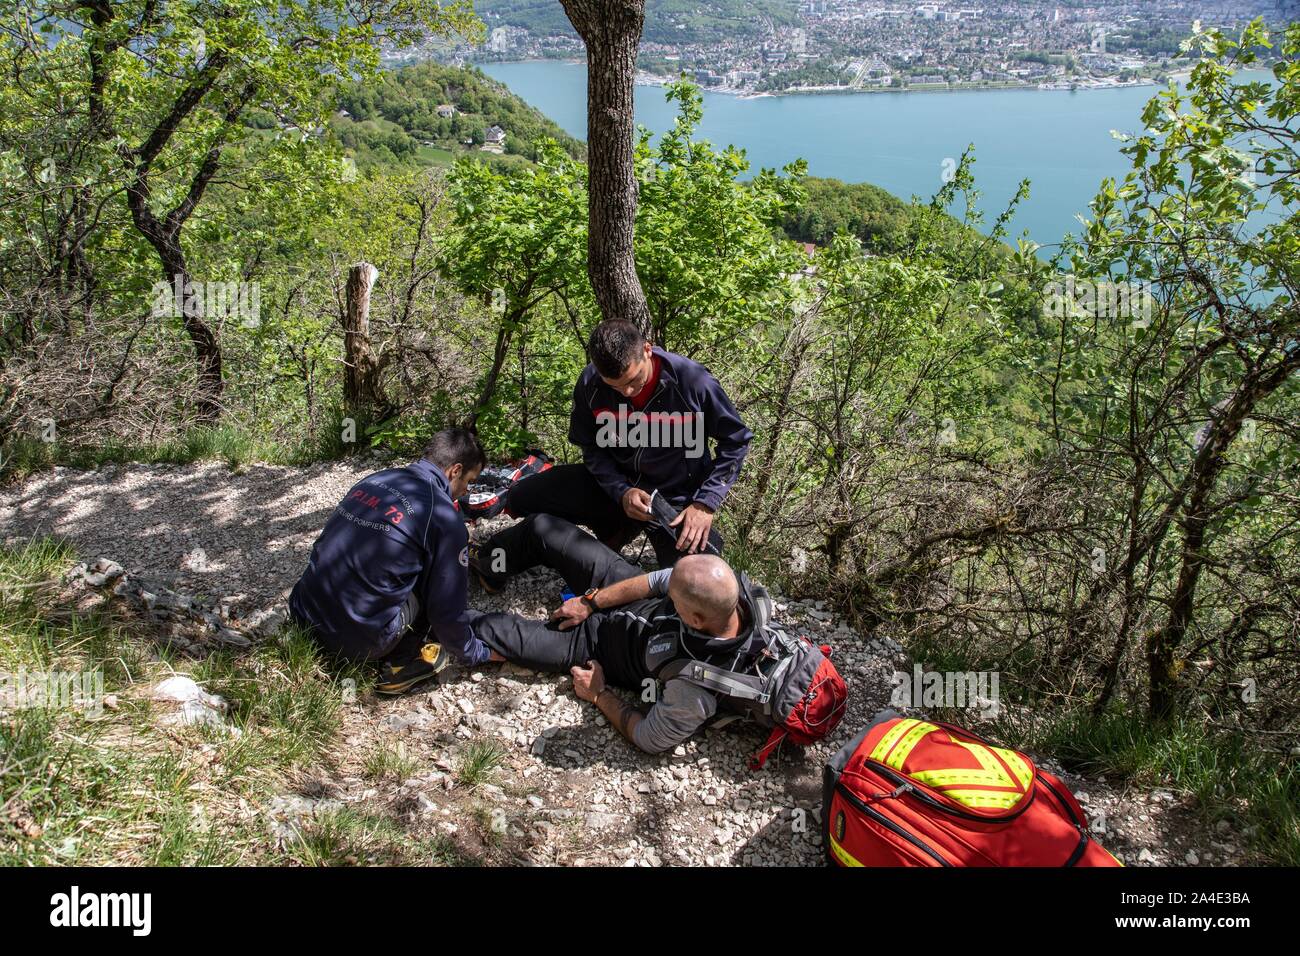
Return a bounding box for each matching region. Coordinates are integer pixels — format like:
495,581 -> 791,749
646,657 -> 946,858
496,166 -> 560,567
456,739 -> 507,790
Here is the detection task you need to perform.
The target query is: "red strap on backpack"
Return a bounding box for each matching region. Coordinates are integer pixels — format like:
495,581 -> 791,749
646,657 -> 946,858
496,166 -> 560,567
750,727 -> 788,770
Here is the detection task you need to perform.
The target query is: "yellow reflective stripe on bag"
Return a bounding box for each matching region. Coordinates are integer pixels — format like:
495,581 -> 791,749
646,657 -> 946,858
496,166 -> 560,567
873,719 -> 939,771
909,767 -> 1017,789
829,834 -> 865,867
869,720 -> 1035,812
937,788 -> 1025,810
868,717 -> 922,764
907,737 -> 1034,792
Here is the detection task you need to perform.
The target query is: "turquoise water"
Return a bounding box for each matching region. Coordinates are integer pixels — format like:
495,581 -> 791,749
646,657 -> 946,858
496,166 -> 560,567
482,60 -> 1276,252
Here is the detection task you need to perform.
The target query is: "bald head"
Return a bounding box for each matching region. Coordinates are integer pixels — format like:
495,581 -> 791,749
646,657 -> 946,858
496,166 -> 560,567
668,555 -> 740,634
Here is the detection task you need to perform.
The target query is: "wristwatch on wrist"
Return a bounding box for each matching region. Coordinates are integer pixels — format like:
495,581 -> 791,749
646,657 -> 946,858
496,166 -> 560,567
581,587 -> 600,610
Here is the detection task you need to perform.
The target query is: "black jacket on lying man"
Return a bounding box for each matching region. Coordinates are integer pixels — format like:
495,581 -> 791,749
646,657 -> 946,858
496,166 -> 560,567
469,513 -> 778,754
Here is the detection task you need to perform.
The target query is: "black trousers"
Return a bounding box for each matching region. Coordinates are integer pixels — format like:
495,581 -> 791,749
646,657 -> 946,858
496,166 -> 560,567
482,463 -> 723,575
291,589 -> 427,665
469,514 -> 651,690
383,589 -> 436,663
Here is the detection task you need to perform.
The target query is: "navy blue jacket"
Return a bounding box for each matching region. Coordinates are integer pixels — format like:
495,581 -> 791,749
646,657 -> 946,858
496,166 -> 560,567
569,346 -> 753,511
289,459 -> 490,664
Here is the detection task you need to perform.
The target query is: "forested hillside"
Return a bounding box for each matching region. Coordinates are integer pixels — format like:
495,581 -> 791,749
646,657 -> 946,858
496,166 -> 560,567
474,0 -> 801,45
780,176 -> 967,253
333,61 -> 586,168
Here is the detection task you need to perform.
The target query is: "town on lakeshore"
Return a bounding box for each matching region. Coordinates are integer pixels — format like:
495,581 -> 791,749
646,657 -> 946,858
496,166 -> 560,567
381,0 -> 1287,96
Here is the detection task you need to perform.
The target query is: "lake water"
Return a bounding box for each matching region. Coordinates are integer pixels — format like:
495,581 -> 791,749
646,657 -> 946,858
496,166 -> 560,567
482,60 -> 1274,252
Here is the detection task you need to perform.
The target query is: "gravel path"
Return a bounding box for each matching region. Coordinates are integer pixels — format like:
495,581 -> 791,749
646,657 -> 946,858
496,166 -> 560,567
1,459 -> 1248,866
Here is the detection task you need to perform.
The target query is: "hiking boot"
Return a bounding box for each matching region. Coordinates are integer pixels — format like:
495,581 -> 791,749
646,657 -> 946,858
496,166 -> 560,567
467,543 -> 508,593
375,643 -> 450,695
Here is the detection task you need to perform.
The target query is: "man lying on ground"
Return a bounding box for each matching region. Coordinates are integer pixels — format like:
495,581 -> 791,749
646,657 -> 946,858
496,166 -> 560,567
469,512 -> 783,754
469,319 -> 753,590
289,428 -> 504,695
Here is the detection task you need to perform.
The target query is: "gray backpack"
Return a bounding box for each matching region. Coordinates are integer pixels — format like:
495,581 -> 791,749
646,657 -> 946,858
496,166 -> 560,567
659,579 -> 848,768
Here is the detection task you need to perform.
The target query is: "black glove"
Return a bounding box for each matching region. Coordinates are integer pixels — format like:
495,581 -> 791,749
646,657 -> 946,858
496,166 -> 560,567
647,490 -> 720,555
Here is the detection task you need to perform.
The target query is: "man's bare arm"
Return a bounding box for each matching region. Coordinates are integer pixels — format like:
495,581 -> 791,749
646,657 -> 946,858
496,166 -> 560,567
590,574 -> 652,609
571,660 -> 648,748
551,573 -> 654,629
573,663 -> 710,755
594,687 -> 645,743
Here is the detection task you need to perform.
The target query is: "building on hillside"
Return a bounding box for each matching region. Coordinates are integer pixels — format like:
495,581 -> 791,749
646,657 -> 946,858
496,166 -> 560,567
436,104 -> 457,119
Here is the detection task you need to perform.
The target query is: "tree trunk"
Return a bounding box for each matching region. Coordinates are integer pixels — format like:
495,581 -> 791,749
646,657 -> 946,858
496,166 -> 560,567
560,0 -> 653,336
467,308 -> 523,428
343,262 -> 388,419
1146,349 -> 1300,721
119,39 -> 247,427
158,251 -> 224,425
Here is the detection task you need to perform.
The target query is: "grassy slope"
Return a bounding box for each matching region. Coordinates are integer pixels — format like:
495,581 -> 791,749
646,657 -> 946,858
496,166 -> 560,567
0,540 -> 482,865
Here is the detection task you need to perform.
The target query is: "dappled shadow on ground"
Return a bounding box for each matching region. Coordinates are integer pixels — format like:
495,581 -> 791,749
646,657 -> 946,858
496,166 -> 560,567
0,459 -> 376,616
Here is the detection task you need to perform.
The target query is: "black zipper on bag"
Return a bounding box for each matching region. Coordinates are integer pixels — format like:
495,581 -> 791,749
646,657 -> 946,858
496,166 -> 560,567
927,722 -> 1094,862
834,782 -> 951,866
863,722 -> 1093,865
1037,775 -> 1083,826
892,721 -> 1042,821
1037,775 -> 1093,867
867,760 -> 1037,823
1062,829 -> 1090,867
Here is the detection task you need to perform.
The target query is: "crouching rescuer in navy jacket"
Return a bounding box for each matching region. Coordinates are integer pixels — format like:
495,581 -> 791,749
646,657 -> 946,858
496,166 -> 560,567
290,428 -> 502,695
471,319 -> 754,588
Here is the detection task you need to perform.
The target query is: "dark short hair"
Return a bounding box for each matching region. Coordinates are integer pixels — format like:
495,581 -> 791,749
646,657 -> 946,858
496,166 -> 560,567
587,320 -> 647,379
422,428 -> 486,473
